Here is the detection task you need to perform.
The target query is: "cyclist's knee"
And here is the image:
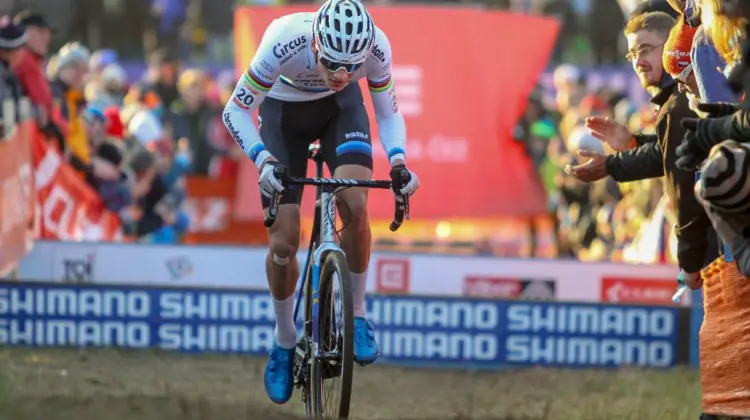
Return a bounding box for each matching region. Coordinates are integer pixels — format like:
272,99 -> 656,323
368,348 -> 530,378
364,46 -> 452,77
333,164 -> 371,226
267,204 -> 301,259
337,188 -> 368,225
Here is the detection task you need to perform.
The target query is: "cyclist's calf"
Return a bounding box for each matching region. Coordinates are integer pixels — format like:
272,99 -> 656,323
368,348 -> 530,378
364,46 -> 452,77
266,204 -> 302,299
333,164 -> 373,273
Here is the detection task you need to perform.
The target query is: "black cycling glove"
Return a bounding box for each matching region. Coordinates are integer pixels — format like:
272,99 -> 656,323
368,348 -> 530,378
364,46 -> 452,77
676,118 -> 722,171
390,164 -> 410,194
697,102 -> 740,118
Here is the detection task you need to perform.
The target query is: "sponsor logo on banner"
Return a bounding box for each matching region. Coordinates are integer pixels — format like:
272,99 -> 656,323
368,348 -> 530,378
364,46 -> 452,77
463,277 -> 520,298
0,282 -> 277,353
601,277 -> 677,305
166,257 -> 193,280
463,277 -> 555,300
52,245 -> 98,283
376,259 -> 410,294
505,302 -> 678,367
519,280 -> 556,300
62,254 -> 95,283
0,282 -> 682,368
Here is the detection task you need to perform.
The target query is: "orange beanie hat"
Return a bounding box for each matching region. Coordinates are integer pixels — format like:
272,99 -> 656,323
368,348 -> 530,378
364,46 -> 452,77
663,22 -> 697,77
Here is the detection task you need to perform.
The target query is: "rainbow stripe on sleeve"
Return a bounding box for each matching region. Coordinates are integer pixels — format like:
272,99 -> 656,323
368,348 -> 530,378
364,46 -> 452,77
368,76 -> 392,93
244,68 -> 274,92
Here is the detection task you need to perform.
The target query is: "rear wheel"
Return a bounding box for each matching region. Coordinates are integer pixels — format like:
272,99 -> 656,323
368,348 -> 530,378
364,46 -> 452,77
311,251 -> 354,418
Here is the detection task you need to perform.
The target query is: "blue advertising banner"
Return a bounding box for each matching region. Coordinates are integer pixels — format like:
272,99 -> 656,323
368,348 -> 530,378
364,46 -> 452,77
0,282 -> 681,369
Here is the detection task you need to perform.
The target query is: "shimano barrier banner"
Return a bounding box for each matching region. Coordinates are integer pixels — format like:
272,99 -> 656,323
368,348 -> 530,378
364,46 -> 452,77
367,295 -> 684,368
0,282 -> 687,369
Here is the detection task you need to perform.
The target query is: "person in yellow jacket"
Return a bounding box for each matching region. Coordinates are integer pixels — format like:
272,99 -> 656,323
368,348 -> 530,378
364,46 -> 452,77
49,42 -> 92,171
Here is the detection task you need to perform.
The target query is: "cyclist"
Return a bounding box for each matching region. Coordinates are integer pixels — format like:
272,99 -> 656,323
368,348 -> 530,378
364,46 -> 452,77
222,0 -> 420,405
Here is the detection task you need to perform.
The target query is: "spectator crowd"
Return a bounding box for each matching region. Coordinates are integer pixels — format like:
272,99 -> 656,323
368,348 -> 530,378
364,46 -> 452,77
514,0 -> 749,273
0,10 -> 245,244
514,62 -> 666,262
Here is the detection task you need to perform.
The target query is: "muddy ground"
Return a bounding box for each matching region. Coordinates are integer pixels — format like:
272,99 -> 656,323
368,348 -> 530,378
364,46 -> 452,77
0,347 -> 701,420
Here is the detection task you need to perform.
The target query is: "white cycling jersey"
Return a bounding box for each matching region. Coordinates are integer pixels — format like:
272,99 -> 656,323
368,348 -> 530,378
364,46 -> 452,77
222,12 -> 407,168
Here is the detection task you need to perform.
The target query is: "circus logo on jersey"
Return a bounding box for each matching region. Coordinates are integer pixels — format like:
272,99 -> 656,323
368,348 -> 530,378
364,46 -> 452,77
274,35 -> 307,65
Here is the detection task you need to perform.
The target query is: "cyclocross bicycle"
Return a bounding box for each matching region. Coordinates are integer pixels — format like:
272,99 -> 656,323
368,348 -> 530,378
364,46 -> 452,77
264,143 -> 410,419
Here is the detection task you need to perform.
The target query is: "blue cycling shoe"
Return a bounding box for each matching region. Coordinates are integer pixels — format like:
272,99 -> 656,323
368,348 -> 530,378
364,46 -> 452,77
264,344 -> 295,404
353,317 -> 379,364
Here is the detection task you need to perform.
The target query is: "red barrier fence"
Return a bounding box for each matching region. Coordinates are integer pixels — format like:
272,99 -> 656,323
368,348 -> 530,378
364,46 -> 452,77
0,113 -> 124,276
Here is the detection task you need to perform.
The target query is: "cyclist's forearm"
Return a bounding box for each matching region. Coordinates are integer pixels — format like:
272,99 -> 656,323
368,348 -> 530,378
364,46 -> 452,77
222,79 -> 272,169
376,111 -> 407,165
222,106 -> 271,168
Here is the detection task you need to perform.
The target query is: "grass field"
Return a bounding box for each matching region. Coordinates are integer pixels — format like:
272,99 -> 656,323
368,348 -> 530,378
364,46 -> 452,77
0,347 -> 702,419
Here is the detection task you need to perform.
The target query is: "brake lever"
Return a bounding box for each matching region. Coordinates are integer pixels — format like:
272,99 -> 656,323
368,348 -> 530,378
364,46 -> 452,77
263,164 -> 288,227
399,169 -> 411,221
264,190 -> 281,227
389,197 -> 405,232
389,169 -> 412,231
403,194 -> 410,221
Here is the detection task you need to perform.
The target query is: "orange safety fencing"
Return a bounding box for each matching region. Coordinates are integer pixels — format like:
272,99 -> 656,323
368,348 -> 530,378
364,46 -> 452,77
0,120 -> 35,276
699,257 -> 750,417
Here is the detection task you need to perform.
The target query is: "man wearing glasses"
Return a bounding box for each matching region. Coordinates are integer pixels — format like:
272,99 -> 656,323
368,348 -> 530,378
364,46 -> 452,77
222,0 -> 420,405
567,13 -> 717,289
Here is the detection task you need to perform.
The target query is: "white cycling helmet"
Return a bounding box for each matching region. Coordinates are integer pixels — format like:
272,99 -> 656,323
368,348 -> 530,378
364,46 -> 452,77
313,0 -> 375,65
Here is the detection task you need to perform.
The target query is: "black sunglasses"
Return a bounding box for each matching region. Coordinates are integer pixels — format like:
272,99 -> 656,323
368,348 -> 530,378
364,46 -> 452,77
318,54 -> 362,74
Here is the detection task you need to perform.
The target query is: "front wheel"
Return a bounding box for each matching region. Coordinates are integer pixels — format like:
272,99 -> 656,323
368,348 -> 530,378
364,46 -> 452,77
311,251 -> 354,418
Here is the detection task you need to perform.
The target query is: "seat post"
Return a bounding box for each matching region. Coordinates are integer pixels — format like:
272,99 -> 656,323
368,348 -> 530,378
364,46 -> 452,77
308,144 -> 324,177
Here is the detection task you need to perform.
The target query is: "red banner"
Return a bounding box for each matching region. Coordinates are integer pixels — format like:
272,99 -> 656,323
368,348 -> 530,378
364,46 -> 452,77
184,176 -> 269,245
233,6 -> 559,220
600,277 -> 677,305
0,122 -> 35,275
32,131 -> 121,241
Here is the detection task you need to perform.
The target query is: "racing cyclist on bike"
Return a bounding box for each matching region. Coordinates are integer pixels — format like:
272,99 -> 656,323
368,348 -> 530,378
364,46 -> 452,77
222,0 -> 420,405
